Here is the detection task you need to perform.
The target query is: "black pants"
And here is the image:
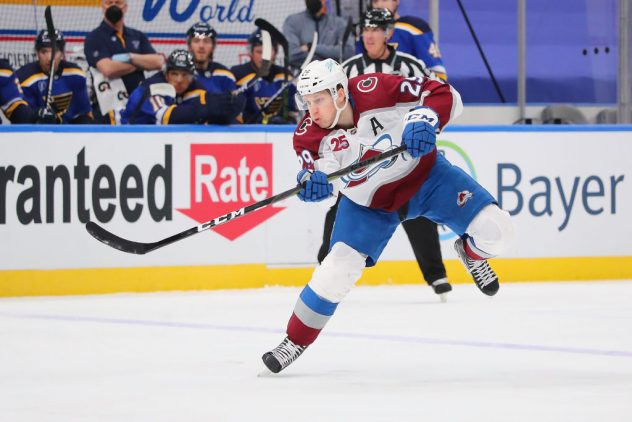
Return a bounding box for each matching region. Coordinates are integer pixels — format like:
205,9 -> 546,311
317,197 -> 447,285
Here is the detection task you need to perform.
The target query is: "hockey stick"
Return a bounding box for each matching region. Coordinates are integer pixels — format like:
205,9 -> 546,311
339,16 -> 353,63
44,6 -> 57,113
253,18 -> 289,80
86,145 -> 407,255
250,31 -> 318,121
232,28 -> 273,95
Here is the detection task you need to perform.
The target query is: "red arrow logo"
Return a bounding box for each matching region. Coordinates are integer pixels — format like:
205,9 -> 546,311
177,144 -> 285,240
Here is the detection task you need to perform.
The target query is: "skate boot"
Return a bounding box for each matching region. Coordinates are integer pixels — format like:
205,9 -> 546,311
261,337 -> 308,374
431,278 -> 452,302
454,238 -> 499,296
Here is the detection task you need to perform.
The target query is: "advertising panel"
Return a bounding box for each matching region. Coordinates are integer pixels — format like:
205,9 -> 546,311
1,126 -> 630,295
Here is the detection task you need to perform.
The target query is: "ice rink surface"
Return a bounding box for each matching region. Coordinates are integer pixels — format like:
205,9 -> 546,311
1,280 -> 631,422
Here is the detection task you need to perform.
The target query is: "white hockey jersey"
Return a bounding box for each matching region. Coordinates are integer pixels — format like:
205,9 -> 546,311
293,73 -> 462,212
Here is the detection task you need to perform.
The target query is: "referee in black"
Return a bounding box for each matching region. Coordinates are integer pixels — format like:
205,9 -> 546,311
318,8 -> 452,300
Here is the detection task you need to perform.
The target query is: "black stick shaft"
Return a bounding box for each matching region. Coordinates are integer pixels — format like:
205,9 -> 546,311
86,145 -> 407,254
44,6 -> 57,111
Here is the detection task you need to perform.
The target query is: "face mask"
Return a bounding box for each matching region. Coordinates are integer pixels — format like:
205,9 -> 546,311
305,0 -> 323,17
105,5 -> 123,24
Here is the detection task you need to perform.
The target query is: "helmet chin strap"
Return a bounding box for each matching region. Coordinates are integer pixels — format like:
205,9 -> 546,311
327,88 -> 349,129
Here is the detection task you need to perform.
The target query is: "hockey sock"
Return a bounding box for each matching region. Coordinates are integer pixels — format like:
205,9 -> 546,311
286,284 -> 338,346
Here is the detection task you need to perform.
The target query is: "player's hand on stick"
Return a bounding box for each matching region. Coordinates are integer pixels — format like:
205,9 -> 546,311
402,106 -> 439,158
36,107 -> 59,124
297,169 -> 333,202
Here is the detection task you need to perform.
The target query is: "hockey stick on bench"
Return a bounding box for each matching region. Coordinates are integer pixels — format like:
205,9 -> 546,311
248,31 -> 318,122
86,145 -> 407,255
232,27 -> 273,95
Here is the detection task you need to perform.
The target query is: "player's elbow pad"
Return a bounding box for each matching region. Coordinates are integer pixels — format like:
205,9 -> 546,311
8,103 -> 36,124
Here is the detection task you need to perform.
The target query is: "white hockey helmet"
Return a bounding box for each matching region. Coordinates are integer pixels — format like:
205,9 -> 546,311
296,59 -> 349,128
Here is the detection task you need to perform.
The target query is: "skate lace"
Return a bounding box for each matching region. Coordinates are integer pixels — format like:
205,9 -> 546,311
469,258 -> 496,288
271,339 -> 306,368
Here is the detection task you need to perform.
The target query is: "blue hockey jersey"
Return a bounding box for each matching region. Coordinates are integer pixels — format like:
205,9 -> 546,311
16,60 -> 92,123
0,59 -> 30,122
230,62 -> 297,124
356,16 -> 447,81
120,72 -> 207,124
195,61 -> 237,94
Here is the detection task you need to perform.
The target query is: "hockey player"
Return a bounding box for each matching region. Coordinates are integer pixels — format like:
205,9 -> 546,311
261,59 -> 514,374
230,29 -> 298,124
368,0 -> 447,80
0,59 -> 35,123
121,49 -> 242,125
316,8 -> 451,300
186,22 -> 237,94
17,30 -> 92,124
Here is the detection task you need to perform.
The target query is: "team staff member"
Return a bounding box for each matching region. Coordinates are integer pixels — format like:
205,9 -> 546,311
17,30 -> 92,124
186,22 -> 236,94
231,29 -> 298,124
0,59 -> 35,123
369,0 -> 447,80
84,0 -> 164,121
121,50 -> 242,125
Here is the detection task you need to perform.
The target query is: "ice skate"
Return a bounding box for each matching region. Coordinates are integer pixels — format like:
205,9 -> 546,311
454,238 -> 499,296
261,337 -> 307,374
431,278 -> 452,302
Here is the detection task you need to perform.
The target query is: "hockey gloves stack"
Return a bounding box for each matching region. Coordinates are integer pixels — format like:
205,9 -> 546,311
402,106 -> 439,158
297,169 -> 333,202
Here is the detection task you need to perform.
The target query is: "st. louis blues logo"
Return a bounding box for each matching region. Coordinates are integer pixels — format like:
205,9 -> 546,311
341,134 -> 399,188
457,190 -> 473,207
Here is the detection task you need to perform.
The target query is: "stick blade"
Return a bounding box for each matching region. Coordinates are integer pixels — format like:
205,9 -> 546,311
85,221 -> 150,255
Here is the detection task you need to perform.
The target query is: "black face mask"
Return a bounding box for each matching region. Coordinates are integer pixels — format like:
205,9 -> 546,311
305,0 -> 322,17
105,5 -> 123,24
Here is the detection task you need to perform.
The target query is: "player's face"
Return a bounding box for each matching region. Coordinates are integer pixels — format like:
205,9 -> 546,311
362,27 -> 389,57
166,70 -> 193,95
188,37 -> 214,63
303,90 -> 336,128
250,45 -> 277,69
37,47 -> 62,74
371,0 -> 398,15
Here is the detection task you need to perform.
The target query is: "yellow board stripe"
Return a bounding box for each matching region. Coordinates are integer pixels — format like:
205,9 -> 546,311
0,0 -> 99,6
1,257 -> 631,298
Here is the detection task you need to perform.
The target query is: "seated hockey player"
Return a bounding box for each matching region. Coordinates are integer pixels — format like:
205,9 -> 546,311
230,29 -> 298,124
0,59 -> 35,123
186,22 -> 237,95
261,59 -> 514,374
16,29 -> 92,124
121,49 -> 243,125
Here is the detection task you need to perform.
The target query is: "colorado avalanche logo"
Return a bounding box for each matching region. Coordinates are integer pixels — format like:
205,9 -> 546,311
341,134 -> 398,188
457,190 -> 473,207
356,76 -> 378,93
295,117 -> 313,136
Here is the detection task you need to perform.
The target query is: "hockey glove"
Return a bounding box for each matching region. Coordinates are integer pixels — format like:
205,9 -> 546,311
402,106 -> 440,158
36,107 -> 60,124
297,169 -> 333,202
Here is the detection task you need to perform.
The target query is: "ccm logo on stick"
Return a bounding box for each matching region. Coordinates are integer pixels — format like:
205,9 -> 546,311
178,143 -> 285,240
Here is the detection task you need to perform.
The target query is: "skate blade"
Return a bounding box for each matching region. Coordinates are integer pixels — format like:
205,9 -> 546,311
257,366 -> 275,377
439,293 -> 448,303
